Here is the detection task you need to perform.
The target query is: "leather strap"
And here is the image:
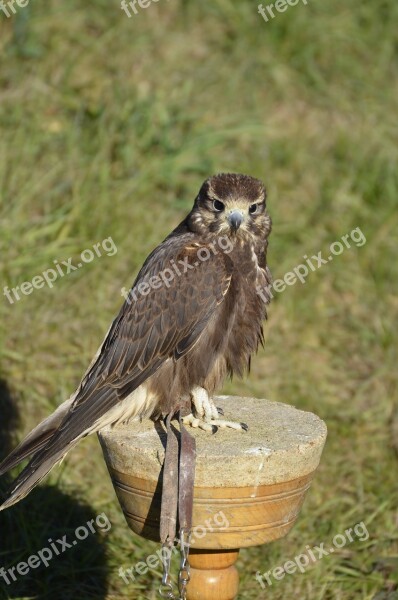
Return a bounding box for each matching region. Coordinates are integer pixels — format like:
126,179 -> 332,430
159,412 -> 196,543
178,414 -> 196,533
160,413 -> 179,545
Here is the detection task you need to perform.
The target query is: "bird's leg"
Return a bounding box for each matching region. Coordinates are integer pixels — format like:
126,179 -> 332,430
191,387 -> 220,420
182,387 -> 248,433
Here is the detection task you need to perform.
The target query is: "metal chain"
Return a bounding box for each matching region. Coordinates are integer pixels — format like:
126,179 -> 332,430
159,543 -> 178,599
178,528 -> 192,600
159,529 -> 192,600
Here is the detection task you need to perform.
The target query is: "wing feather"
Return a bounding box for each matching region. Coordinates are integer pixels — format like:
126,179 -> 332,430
6,234 -> 233,474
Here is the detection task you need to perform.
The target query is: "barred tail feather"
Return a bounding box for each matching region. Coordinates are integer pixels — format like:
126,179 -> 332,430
0,397 -> 74,477
0,443 -> 79,511
0,382 -> 156,511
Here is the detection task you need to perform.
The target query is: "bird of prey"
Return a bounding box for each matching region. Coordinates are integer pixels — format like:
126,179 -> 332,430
0,173 -> 272,511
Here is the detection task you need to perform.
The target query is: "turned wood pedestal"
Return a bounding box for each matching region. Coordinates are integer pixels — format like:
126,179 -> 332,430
99,396 -> 327,600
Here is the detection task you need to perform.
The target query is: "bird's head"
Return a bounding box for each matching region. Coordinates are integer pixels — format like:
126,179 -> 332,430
188,173 -> 271,242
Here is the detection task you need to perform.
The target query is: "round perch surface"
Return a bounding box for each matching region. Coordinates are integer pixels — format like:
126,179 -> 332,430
99,396 -> 326,486
99,397 -> 327,549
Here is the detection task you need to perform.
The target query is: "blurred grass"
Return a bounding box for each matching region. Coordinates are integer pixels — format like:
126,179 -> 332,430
0,0 -> 397,598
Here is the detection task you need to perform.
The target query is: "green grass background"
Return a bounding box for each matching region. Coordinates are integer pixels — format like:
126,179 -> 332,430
0,0 -> 397,598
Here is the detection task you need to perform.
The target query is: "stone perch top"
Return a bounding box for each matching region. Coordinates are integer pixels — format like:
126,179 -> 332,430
99,396 -> 327,487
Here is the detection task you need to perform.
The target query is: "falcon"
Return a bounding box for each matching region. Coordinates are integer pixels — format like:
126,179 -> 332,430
0,173 -> 272,511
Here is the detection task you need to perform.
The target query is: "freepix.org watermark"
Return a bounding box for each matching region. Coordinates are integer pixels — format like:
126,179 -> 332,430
0,0 -> 29,18
120,0 -> 161,18
3,237 -> 117,304
255,521 -> 369,588
120,234 -> 233,305
258,0 -> 308,23
118,510 -> 229,584
0,512 -> 112,586
257,226 -> 366,302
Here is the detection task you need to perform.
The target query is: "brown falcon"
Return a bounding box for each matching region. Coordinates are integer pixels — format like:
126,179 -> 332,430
0,173 -> 272,511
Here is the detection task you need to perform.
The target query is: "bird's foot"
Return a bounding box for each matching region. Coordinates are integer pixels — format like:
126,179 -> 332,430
181,413 -> 218,433
181,387 -> 248,433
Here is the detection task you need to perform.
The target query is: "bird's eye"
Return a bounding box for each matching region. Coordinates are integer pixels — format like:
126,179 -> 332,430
249,203 -> 258,214
213,200 -> 225,212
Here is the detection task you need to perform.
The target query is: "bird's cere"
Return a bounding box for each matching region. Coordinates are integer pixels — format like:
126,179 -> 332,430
228,210 -> 244,232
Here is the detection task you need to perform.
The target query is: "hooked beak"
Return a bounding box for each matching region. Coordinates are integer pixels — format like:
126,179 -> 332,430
227,210 -> 244,232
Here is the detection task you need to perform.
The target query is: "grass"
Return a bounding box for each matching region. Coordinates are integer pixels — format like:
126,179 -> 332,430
0,0 -> 397,598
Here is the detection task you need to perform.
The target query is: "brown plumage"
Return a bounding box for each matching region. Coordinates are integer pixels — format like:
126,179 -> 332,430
0,173 -> 272,510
